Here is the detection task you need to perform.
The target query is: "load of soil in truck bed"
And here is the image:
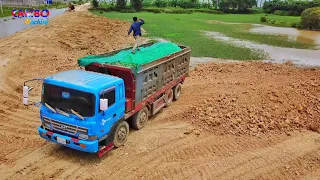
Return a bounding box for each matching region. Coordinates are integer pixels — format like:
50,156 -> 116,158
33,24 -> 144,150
77,42 -> 181,68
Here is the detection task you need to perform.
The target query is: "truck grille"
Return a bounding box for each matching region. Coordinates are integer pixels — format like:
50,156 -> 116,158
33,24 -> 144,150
43,117 -> 88,135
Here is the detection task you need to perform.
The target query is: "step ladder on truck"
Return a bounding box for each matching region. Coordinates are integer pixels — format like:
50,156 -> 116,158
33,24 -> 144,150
22,42 -> 191,157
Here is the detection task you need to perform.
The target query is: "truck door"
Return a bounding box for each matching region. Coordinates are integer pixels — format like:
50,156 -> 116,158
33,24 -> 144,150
98,86 -> 121,139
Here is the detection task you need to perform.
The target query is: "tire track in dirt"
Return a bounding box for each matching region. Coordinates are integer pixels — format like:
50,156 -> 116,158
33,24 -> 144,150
160,135 -> 239,162
119,132 -> 319,179
213,132 -> 319,179
99,125 -> 280,179
264,150 -> 320,179
2,143 -> 76,179
303,168 -> 320,180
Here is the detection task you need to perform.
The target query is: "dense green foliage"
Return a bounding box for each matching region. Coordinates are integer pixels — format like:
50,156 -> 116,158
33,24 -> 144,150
142,7 -> 223,14
273,10 -> 300,16
219,0 -> 257,12
263,0 -> 320,14
92,0 -> 99,7
131,0 -> 143,11
142,0 -> 154,7
259,14 -> 301,27
176,0 -> 201,9
119,9 -> 136,13
93,0 -> 258,14
300,7 -> 320,30
116,0 -> 127,9
152,0 -> 201,9
260,16 -> 267,22
154,0 -> 168,7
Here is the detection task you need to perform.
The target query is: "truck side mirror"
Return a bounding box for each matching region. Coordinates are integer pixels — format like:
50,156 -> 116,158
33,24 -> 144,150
23,85 -> 33,106
100,99 -> 108,111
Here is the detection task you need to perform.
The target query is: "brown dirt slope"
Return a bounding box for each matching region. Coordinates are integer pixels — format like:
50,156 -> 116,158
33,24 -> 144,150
178,62 -> 320,136
0,4 -> 320,180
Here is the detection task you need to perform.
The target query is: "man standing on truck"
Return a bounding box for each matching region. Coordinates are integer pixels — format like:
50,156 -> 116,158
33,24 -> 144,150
127,17 -> 145,54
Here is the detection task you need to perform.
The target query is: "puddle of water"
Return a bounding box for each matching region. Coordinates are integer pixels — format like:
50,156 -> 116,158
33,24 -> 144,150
0,8 -> 67,39
250,26 -> 320,46
207,20 -> 262,27
207,20 -> 320,47
204,31 -> 320,67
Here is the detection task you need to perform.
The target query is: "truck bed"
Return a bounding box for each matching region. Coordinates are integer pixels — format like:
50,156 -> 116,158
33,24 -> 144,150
84,42 -> 191,117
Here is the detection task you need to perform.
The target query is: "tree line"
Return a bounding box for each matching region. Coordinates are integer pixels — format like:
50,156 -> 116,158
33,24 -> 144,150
92,0 -> 320,14
93,0 -> 259,12
263,0 -> 320,14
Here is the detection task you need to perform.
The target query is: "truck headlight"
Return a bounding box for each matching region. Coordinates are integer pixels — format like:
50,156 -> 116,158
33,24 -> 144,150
88,135 -> 98,140
42,121 -> 51,129
78,134 -> 88,140
78,134 -> 97,140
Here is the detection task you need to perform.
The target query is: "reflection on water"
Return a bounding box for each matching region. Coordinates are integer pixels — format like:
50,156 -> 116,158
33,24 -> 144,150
0,8 -> 67,39
204,31 -> 320,67
250,25 -> 320,46
207,20 -> 320,47
207,20 -> 261,26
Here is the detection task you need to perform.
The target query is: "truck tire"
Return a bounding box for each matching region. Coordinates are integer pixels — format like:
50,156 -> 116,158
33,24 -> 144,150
165,89 -> 174,107
113,121 -> 129,148
173,83 -> 182,101
131,107 -> 149,130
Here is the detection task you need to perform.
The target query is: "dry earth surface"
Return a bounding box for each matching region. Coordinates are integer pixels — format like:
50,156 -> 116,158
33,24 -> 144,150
0,3 -> 320,180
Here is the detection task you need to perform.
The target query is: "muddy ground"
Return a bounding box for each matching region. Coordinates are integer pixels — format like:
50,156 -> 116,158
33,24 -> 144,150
0,4 -> 320,180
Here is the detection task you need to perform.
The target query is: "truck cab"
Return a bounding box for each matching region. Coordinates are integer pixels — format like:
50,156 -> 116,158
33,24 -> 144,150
37,70 -> 126,153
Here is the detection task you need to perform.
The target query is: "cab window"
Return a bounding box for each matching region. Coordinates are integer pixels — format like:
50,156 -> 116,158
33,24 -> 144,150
100,87 -> 116,109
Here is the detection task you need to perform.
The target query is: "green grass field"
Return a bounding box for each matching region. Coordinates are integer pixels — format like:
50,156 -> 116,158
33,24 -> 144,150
91,11 -> 312,60
0,7 -> 12,18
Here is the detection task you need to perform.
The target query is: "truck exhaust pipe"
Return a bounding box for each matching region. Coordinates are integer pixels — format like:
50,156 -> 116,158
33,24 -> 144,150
22,78 -> 43,106
23,86 -> 29,105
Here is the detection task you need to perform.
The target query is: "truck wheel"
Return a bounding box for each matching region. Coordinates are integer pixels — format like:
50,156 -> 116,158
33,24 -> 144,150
113,121 -> 129,148
173,83 -> 182,101
165,89 -> 174,107
131,107 -> 149,130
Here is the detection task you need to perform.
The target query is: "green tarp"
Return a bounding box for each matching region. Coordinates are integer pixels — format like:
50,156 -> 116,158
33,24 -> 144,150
78,42 -> 181,68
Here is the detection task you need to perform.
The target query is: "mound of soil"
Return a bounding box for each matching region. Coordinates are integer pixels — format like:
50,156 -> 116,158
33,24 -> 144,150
178,62 -> 320,136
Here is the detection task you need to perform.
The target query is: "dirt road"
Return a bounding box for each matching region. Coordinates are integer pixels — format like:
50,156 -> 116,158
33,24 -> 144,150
0,4 -> 319,180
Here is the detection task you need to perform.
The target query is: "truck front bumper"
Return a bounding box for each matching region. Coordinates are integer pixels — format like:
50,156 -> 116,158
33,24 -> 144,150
38,126 -> 98,153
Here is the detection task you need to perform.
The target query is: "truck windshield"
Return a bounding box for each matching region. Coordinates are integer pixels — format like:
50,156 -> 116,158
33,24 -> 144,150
42,83 -> 95,117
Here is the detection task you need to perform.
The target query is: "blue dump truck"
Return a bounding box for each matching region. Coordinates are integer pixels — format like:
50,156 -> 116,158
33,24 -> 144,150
23,42 -> 191,157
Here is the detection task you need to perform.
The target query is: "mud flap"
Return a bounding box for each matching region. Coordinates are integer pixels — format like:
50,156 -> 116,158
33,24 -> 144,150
98,142 -> 114,157
97,118 -> 124,157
